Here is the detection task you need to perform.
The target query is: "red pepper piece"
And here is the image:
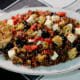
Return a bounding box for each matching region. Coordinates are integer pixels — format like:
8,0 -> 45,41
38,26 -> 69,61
24,45 -> 38,52
31,45 -> 38,51
44,38 -> 52,44
43,49 -> 53,55
56,12 -> 66,17
30,23 -> 37,30
34,37 -> 44,42
24,45 -> 31,52
76,25 -> 80,28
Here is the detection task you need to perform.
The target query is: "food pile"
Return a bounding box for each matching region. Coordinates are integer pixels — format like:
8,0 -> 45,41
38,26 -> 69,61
0,10 -> 80,67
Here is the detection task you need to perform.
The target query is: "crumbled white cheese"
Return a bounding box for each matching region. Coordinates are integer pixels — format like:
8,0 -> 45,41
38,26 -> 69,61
26,14 -> 37,24
44,19 -> 53,29
67,23 -> 73,28
67,23 -> 73,29
26,16 -> 35,24
51,15 -> 60,22
67,33 -> 77,43
7,19 -> 13,25
46,16 -> 51,20
52,24 -> 60,31
8,49 -> 16,59
28,39 -> 34,43
51,51 -> 59,60
37,30 -> 42,37
75,27 -> 80,35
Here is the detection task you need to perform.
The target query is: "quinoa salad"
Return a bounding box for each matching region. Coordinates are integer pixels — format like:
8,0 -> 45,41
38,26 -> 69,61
0,10 -> 80,67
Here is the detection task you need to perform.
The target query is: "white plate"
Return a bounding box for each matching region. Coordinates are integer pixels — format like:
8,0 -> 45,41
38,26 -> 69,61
38,0 -> 76,8
0,7 -> 80,75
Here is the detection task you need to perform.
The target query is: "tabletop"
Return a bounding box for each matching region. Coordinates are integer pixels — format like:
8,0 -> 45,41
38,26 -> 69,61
0,0 -> 80,80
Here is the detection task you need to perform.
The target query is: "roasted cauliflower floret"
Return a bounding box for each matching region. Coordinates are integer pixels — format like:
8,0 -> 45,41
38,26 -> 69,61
0,26 -> 12,48
36,54 -> 46,63
52,35 -> 63,46
63,23 -> 73,35
14,23 -> 24,30
38,16 -> 46,24
68,48 -> 78,59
